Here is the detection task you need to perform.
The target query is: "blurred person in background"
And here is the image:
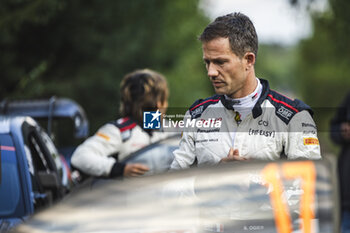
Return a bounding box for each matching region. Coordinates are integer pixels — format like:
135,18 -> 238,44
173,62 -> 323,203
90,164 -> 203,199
330,92 -> 350,233
71,69 -> 169,178
171,12 -> 321,170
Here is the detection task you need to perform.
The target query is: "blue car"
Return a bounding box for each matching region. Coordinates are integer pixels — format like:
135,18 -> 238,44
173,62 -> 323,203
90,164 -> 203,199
0,116 -> 71,232
0,97 -> 89,165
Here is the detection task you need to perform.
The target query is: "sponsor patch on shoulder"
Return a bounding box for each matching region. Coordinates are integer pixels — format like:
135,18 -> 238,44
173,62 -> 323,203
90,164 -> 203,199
277,106 -> 293,120
191,105 -> 204,118
97,132 -> 110,141
303,137 -> 319,145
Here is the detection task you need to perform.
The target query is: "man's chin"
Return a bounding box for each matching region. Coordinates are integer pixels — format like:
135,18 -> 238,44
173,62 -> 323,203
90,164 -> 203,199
213,88 -> 227,95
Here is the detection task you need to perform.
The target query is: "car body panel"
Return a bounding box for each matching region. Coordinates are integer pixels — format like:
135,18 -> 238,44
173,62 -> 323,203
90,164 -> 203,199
1,119 -> 35,218
13,158 -> 339,233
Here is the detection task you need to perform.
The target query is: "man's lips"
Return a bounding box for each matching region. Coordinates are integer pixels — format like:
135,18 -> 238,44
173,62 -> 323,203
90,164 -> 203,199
212,81 -> 225,87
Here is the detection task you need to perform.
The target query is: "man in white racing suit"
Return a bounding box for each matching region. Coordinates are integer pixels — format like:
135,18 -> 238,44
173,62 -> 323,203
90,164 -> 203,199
170,13 -> 321,170
71,69 -> 170,178
170,78 -> 321,169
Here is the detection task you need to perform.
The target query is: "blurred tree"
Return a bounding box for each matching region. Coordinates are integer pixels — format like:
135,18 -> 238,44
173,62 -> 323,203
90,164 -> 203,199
292,0 -> 350,153
296,0 -> 350,106
255,44 -> 298,93
0,0 -> 211,136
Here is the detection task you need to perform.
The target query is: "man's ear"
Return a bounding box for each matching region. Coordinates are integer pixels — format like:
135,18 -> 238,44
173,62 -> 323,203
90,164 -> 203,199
244,52 -> 255,70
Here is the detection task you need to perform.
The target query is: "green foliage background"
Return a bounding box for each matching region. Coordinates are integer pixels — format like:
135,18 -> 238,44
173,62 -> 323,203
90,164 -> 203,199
1,0 -> 349,155
256,0 -> 350,155
294,0 -> 350,154
0,0 -> 211,136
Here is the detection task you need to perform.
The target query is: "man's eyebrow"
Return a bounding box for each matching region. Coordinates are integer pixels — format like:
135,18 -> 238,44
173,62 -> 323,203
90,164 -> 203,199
214,58 -> 228,61
203,58 -> 228,63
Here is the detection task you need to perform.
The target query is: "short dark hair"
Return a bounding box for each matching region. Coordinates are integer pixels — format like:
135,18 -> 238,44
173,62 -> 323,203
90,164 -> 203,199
199,12 -> 258,58
120,69 -> 168,123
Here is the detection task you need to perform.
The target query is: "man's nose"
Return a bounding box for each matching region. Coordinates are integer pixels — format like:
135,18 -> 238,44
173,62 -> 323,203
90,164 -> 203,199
207,63 -> 219,78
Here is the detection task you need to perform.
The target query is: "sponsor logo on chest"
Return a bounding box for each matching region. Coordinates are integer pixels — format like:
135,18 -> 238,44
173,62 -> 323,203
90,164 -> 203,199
249,128 -> 276,138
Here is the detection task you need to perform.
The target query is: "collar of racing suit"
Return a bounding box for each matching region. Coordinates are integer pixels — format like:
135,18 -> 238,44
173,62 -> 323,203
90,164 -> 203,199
220,78 -> 270,119
113,117 -> 154,136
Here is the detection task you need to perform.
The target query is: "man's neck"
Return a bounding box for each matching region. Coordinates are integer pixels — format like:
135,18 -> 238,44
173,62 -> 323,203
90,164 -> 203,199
229,74 -> 258,99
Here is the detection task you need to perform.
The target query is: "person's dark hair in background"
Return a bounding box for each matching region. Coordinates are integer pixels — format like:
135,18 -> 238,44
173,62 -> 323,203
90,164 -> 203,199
120,69 -> 168,124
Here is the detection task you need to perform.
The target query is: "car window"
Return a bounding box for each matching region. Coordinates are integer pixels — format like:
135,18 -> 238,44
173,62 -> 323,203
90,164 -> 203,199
124,144 -> 177,175
22,126 -> 58,197
21,122 -> 58,175
38,129 -> 62,172
122,135 -> 180,175
27,133 -> 51,173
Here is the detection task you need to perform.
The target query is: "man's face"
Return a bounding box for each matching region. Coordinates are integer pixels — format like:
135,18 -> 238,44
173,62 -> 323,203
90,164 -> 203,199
202,37 -> 250,99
